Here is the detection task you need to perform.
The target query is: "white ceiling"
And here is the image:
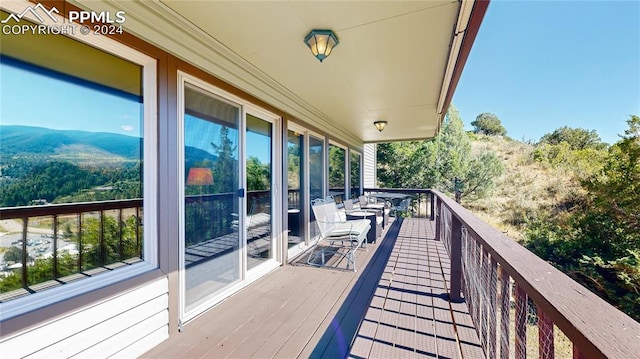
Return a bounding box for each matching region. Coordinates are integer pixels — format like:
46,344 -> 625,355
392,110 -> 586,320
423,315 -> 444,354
75,0 -> 476,145
159,1 -> 460,143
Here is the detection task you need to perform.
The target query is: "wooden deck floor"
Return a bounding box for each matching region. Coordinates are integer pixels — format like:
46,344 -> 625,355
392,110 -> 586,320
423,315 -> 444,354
142,218 -> 482,358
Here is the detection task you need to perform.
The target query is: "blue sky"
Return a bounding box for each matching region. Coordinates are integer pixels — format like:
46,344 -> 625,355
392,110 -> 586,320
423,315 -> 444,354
453,0 -> 640,145
1,62 -> 142,137
1,59 -> 274,163
4,2 -> 637,147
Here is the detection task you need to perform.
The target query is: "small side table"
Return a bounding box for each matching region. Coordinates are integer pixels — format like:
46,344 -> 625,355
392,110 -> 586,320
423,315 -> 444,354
362,203 -> 388,228
346,211 -> 378,244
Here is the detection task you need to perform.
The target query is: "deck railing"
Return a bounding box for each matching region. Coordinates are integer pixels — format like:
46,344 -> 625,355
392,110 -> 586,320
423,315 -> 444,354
0,190 -> 290,300
429,189 -> 640,358
4,188 -> 638,356
363,188 -> 433,218
0,199 -> 143,301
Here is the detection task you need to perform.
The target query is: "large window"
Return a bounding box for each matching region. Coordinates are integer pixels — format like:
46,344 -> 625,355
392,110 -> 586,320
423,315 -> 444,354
0,9 -> 156,314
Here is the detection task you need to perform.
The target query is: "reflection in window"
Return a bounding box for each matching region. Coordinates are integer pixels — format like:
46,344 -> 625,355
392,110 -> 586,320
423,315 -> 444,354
183,85 -> 241,309
351,152 -> 362,198
287,130 -> 304,246
246,114 -> 273,269
183,86 -> 240,248
309,135 -> 325,239
329,144 -> 345,203
0,47 -> 144,298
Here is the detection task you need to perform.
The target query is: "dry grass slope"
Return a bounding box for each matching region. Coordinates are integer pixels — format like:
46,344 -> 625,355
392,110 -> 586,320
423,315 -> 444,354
464,135 -> 582,242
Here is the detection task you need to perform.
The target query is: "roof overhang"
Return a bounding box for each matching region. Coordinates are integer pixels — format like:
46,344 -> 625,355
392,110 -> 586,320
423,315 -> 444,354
73,0 -> 489,147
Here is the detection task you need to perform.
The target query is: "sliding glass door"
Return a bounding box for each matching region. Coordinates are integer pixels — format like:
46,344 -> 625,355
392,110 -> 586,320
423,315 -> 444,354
182,83 -> 241,316
179,75 -> 281,323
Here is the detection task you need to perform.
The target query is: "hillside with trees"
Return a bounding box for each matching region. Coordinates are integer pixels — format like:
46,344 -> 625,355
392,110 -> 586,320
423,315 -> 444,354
0,126 -> 217,207
377,111 -> 640,322
378,106 -> 504,202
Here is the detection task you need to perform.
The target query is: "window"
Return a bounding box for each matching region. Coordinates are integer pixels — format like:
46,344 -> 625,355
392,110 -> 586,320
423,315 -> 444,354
287,129 -> 304,247
308,134 -> 325,240
0,8 -> 156,316
350,151 -> 362,198
328,143 -> 346,203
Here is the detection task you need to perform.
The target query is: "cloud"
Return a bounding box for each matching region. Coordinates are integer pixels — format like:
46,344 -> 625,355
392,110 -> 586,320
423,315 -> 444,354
121,125 -> 134,131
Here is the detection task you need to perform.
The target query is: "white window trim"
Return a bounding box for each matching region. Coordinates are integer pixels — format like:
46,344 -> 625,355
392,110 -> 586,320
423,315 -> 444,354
287,122 -> 306,136
243,104 -> 282,272
308,132 -> 327,198
0,0 -> 158,322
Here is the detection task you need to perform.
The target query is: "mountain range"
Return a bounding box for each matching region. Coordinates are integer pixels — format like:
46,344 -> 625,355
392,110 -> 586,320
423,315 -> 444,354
1,125 -> 217,165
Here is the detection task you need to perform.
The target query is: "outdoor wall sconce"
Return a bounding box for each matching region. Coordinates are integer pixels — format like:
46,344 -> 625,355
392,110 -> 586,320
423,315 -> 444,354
374,121 -> 388,132
304,29 -> 339,62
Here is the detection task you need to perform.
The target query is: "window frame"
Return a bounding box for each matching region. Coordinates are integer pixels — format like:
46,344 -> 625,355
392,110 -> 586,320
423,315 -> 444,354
0,1 -> 158,322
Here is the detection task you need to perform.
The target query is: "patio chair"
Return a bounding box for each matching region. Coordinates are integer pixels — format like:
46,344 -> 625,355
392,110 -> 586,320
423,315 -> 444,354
391,198 -> 412,217
307,196 -> 370,272
344,199 -> 375,213
358,195 -> 378,207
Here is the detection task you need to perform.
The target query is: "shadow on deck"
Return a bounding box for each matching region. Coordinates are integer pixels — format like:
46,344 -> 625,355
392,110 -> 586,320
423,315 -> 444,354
142,218 -> 482,358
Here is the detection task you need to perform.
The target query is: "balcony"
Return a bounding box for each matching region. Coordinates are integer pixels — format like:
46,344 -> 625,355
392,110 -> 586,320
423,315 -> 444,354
142,211 -> 482,358
153,188 -> 640,358
2,190 -> 638,358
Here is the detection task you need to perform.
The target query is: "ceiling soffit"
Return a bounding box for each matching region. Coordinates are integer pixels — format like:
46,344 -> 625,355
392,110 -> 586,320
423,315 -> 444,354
73,1 -> 478,147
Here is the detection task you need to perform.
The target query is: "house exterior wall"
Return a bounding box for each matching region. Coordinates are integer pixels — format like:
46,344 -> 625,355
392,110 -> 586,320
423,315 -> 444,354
0,278 -> 168,358
363,143 -> 377,189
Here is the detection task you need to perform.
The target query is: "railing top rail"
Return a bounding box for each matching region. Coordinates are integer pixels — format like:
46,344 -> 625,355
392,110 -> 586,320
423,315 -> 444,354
363,188 -> 431,195
0,199 -> 143,219
430,189 -> 640,358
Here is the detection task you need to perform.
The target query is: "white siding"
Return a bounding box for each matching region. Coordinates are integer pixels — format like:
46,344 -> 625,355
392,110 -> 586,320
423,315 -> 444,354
363,143 -> 377,189
0,278 -> 169,359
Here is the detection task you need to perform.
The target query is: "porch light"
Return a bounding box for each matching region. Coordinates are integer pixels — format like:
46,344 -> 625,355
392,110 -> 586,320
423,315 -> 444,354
304,30 -> 339,62
374,121 -> 387,132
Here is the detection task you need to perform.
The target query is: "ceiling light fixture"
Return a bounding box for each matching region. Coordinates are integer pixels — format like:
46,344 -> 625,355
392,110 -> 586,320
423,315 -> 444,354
304,29 -> 339,62
374,121 -> 387,132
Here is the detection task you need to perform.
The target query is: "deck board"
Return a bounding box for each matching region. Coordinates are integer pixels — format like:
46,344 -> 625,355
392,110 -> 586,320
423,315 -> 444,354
141,217 -> 482,359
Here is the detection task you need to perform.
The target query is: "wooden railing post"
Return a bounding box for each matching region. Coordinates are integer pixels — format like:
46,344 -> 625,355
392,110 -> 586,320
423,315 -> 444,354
430,191 -> 435,221
449,214 -> 462,302
434,196 -> 441,242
